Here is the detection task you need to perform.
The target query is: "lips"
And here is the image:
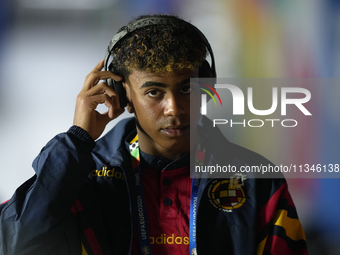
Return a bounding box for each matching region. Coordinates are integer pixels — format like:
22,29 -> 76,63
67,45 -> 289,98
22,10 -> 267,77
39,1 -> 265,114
161,125 -> 189,137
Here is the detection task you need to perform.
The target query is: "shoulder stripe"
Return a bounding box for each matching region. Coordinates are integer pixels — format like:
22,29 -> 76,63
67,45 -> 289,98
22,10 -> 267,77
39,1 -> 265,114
264,228 -> 308,255
258,182 -> 295,231
257,237 -> 268,255
257,224 -> 307,254
273,209 -> 306,242
257,182 -> 308,254
277,199 -> 298,219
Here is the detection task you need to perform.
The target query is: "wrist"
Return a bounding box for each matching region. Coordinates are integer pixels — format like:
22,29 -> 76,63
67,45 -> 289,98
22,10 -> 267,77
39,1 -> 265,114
67,126 -> 96,151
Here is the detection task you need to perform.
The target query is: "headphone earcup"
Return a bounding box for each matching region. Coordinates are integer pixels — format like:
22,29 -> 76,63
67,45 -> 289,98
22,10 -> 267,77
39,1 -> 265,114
112,79 -> 128,108
105,79 -> 127,109
198,60 -> 216,103
199,60 -> 215,78
107,64 -> 128,108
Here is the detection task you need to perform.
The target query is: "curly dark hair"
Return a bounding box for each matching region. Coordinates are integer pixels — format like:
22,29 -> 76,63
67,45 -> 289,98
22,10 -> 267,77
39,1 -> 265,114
110,14 -> 208,78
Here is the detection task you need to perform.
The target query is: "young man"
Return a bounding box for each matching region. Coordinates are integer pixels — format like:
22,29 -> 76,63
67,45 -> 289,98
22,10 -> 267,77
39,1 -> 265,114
0,15 -> 307,255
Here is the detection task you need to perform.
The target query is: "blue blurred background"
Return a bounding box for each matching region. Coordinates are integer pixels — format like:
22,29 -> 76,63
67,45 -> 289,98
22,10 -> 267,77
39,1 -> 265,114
0,0 -> 339,254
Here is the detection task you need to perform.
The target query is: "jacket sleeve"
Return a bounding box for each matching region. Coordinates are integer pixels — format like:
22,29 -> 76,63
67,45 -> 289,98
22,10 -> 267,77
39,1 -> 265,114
256,180 -> 308,255
0,126 -> 95,255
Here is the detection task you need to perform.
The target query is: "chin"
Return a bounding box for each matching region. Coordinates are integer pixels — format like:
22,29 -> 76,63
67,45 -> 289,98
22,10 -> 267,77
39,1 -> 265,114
162,139 -> 190,152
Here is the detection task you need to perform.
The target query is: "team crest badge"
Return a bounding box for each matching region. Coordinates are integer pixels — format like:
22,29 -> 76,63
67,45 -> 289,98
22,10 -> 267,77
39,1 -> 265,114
207,174 -> 247,212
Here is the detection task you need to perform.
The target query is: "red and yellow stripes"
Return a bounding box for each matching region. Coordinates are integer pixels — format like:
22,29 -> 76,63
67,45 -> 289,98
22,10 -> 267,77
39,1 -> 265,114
257,183 -> 308,255
272,209 -> 306,242
71,198 -> 104,255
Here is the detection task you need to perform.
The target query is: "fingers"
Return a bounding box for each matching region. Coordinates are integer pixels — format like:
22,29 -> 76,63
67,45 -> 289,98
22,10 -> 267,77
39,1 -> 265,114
80,60 -> 124,112
73,90 -> 125,140
91,59 -> 105,73
77,85 -> 121,114
83,82 -> 121,110
82,59 -> 124,109
73,60 -> 127,140
84,81 -> 114,97
83,60 -> 123,92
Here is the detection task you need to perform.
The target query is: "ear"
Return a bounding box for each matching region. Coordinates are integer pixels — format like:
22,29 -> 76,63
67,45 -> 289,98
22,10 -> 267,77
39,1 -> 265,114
126,102 -> 135,114
123,81 -> 134,113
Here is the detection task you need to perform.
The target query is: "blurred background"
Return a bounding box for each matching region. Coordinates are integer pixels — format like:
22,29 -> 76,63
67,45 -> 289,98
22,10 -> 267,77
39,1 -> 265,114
0,0 -> 339,253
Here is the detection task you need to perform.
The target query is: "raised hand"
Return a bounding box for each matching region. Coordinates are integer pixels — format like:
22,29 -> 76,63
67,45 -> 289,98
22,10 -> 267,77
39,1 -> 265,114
73,60 -> 125,140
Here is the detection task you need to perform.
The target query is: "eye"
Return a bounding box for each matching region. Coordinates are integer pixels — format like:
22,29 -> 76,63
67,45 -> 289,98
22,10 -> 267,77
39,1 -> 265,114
147,89 -> 162,97
179,86 -> 191,94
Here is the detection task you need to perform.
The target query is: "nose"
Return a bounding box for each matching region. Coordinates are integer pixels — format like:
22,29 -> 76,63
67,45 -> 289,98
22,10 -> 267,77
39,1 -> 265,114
163,94 -> 185,116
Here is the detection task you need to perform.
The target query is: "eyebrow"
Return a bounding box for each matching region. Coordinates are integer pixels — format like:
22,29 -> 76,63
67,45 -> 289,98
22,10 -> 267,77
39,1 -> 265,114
140,78 -> 191,89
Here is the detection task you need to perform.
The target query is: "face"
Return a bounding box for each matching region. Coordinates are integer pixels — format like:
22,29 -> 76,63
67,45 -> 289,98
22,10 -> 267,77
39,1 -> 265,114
124,69 -> 201,160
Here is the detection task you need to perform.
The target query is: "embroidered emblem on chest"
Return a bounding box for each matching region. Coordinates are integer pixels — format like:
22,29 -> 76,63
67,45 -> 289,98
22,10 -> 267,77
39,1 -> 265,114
207,174 -> 247,212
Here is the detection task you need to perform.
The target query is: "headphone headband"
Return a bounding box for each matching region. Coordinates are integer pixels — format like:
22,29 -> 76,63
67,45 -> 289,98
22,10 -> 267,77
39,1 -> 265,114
104,16 -> 216,77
